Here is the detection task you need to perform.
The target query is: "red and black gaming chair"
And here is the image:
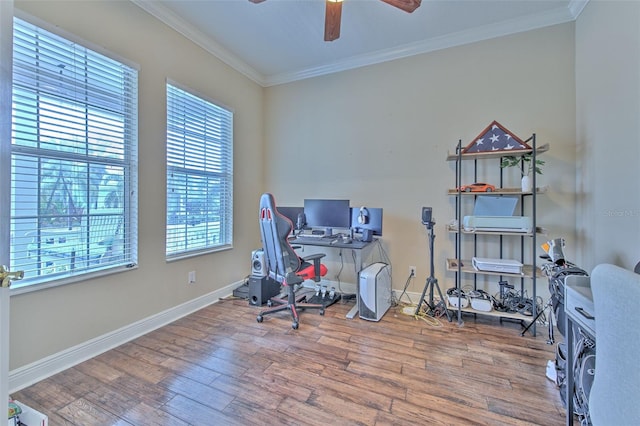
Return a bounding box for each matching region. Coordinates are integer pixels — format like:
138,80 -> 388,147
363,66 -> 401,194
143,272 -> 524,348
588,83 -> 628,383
256,193 -> 327,329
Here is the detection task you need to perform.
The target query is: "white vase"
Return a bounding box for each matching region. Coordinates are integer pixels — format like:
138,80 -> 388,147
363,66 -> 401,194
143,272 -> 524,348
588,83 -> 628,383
521,175 -> 532,193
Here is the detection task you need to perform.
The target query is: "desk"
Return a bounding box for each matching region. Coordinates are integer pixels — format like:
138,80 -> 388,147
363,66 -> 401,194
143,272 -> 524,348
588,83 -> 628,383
564,275 -> 595,426
290,235 -> 381,319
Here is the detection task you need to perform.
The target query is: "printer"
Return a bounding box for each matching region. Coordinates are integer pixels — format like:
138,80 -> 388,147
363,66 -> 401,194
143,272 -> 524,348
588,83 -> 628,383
463,196 -> 532,233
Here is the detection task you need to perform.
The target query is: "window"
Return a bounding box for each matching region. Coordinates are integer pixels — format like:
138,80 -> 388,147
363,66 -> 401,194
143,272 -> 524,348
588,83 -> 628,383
166,82 -> 233,258
8,17 -> 138,289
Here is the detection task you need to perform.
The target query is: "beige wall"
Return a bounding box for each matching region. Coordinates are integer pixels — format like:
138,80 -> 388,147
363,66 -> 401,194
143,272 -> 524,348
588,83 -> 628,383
264,24 -> 577,298
10,1 -> 264,369
576,0 -> 640,271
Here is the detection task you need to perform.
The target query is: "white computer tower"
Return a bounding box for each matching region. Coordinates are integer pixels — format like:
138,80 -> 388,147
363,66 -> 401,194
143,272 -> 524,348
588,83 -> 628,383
358,262 -> 391,321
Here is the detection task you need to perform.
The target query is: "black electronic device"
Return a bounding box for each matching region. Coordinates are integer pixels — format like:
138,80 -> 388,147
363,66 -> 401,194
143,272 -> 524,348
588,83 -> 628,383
248,276 -> 281,306
350,207 -> 383,237
303,199 -> 351,236
421,207 -> 432,225
415,207 -> 451,322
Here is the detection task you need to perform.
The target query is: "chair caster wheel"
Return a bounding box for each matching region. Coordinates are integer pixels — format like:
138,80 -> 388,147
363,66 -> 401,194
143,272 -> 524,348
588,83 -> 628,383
256,315 -> 263,323
319,309 -> 325,316
292,322 -> 299,330
267,300 -> 273,307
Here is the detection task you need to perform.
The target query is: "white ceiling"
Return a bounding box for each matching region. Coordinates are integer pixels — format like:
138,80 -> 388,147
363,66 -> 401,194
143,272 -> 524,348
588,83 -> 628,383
132,0 -> 587,87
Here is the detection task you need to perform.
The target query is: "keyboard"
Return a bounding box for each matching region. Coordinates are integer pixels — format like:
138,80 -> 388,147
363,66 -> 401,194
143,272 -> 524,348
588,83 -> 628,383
321,234 -> 340,240
294,236 -> 325,244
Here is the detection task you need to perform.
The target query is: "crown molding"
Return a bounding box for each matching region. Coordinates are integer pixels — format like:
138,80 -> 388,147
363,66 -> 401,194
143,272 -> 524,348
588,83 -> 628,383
568,0 -> 590,18
132,0 -> 585,88
264,4 -> 580,86
130,0 -> 267,86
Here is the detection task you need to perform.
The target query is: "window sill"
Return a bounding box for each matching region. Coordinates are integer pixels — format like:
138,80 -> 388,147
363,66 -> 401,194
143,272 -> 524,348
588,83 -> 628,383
9,263 -> 138,296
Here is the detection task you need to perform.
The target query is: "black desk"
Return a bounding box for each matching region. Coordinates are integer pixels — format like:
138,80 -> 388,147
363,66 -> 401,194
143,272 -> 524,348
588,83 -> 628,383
290,235 -> 371,250
290,235 -> 379,319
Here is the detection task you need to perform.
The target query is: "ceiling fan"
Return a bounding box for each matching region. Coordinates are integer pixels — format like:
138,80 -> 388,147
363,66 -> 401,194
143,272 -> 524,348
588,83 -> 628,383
248,0 -> 422,42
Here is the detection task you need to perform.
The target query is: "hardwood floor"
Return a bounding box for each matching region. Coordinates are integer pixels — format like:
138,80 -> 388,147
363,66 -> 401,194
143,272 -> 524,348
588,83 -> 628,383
12,296 -> 566,425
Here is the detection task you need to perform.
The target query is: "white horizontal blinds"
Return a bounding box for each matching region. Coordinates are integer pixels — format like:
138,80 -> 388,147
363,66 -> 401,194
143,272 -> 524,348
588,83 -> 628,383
166,83 -> 233,257
10,17 -> 138,285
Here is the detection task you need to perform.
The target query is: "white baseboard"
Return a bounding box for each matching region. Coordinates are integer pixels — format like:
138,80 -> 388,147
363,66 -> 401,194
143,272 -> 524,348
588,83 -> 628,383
9,280 -> 244,393
9,281 -> 423,392
392,291 -> 420,305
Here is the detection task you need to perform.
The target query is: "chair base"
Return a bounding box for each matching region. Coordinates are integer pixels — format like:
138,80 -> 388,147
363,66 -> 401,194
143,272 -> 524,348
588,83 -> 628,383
256,287 -> 324,329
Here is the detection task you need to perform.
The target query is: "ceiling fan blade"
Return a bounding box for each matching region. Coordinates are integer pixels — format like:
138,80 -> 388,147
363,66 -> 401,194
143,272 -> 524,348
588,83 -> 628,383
324,0 -> 343,42
248,0 -> 266,3
380,0 -> 421,13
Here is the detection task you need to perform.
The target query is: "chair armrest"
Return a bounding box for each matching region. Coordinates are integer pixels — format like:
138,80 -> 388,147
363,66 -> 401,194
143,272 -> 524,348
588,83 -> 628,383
302,253 -> 326,262
302,253 -> 326,282
285,271 -> 303,286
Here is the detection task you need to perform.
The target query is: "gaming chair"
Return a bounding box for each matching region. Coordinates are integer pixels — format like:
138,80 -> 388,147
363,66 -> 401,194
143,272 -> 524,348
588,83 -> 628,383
256,193 -> 327,329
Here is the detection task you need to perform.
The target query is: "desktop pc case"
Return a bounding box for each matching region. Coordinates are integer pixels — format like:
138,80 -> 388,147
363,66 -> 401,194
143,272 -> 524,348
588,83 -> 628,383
358,262 -> 391,321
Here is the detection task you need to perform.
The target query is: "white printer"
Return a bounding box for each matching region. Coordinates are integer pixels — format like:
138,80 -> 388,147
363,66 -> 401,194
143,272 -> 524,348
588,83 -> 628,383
472,257 -> 523,274
463,196 -> 532,233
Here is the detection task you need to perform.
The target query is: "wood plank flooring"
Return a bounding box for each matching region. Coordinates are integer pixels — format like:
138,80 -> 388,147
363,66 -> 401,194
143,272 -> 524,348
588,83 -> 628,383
12,297 -> 567,425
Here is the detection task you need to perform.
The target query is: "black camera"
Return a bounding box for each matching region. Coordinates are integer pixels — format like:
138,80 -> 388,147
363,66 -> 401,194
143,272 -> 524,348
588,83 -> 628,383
421,207 -> 433,225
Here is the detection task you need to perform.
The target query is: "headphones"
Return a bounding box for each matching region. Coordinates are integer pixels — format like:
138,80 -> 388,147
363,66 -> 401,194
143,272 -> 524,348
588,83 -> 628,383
357,207 -> 369,225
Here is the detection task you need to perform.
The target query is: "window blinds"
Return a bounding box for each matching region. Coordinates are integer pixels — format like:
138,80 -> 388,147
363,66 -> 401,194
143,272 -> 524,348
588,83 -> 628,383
9,17 -> 138,288
166,82 -> 233,258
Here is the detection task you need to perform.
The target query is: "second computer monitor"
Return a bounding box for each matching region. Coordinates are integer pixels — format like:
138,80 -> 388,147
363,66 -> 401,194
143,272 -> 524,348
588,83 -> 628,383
351,207 -> 383,236
303,199 -> 351,235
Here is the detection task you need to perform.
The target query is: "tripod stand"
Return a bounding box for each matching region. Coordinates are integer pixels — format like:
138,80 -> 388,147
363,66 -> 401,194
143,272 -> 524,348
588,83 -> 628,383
520,298 -> 554,343
415,219 -> 452,321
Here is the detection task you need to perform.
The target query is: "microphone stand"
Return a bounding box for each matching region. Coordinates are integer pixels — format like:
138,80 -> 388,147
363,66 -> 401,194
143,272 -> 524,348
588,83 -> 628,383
414,220 -> 452,321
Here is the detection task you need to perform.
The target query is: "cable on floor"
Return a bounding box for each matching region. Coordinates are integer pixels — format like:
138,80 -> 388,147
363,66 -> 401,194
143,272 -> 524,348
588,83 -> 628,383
395,300 -> 444,327
395,273 -> 414,306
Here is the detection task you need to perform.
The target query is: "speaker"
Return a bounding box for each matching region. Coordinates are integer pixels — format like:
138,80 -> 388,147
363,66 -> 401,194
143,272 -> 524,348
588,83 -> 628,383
251,249 -> 267,277
362,229 -> 373,242
248,276 -> 281,306
421,207 -> 432,224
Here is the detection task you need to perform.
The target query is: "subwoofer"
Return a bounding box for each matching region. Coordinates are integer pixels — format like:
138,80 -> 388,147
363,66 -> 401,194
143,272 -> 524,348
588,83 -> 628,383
248,276 -> 281,306
251,249 -> 267,277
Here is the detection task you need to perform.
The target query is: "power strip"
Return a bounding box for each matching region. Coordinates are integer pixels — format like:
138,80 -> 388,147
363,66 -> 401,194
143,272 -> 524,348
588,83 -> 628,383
402,306 -> 417,315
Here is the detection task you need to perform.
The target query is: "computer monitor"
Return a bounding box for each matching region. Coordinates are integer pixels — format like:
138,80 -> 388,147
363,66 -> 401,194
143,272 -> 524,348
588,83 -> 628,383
303,199 -> 351,236
350,207 -> 383,236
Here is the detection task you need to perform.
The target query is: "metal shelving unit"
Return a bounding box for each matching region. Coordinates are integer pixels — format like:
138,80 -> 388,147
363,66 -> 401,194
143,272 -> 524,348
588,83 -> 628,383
447,135 -> 548,336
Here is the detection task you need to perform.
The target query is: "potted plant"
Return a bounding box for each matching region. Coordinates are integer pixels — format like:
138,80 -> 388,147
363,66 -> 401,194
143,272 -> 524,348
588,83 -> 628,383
500,153 -> 544,192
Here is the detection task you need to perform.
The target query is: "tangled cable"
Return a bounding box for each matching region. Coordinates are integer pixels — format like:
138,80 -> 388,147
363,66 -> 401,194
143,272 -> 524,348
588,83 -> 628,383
446,286 -> 544,319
